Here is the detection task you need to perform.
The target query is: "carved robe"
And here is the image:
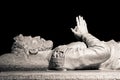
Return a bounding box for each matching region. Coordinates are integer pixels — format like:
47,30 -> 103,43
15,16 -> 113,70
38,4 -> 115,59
49,33 -> 120,70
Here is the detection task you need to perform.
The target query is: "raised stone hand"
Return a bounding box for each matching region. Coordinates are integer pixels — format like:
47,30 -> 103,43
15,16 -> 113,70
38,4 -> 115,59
49,16 -> 89,70
71,15 -> 88,38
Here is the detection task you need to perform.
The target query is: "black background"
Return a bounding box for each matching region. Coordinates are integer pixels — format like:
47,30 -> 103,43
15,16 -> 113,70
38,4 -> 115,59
0,1 -> 120,54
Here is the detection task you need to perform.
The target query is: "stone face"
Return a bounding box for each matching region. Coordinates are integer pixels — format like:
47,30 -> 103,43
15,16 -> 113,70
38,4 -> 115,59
0,34 -> 53,71
11,34 -> 53,55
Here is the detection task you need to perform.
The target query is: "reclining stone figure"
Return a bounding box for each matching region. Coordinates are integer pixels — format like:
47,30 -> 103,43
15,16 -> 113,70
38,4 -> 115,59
49,15 -> 120,70
0,34 -> 53,71
0,15 -> 120,71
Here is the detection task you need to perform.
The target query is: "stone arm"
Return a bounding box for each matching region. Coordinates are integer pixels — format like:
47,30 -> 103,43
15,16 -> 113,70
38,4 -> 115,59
49,33 -> 111,70
49,15 -> 111,70
78,33 -> 110,67
71,15 -> 111,66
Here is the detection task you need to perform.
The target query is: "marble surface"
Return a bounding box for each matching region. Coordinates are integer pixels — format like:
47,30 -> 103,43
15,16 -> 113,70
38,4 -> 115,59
0,70 -> 120,80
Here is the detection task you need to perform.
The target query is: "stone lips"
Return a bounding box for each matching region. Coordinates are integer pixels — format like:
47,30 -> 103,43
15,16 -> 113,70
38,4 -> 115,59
0,34 -> 53,71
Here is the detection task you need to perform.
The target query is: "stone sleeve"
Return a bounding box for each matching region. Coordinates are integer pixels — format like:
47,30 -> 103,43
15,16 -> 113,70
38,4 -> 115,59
78,33 -> 111,66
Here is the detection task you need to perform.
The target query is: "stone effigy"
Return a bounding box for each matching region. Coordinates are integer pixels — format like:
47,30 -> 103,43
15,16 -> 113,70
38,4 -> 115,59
0,34 -> 53,71
0,15 -> 120,72
49,15 -> 120,71
0,15 -> 120,80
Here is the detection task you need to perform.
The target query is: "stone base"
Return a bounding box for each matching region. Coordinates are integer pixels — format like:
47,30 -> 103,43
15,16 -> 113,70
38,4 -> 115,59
0,70 -> 120,80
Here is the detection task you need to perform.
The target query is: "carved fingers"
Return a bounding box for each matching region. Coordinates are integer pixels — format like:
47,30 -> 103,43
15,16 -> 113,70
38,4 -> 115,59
71,15 -> 88,37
